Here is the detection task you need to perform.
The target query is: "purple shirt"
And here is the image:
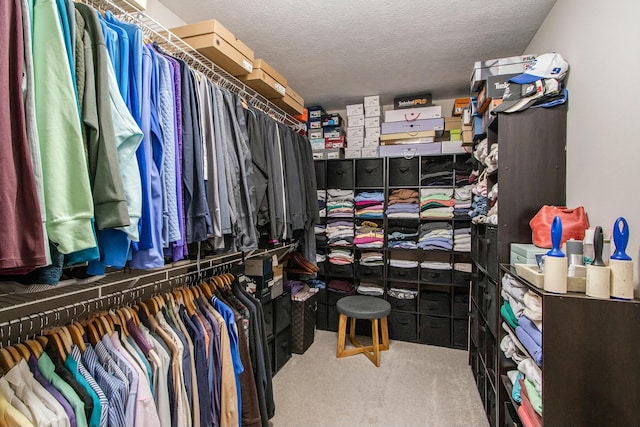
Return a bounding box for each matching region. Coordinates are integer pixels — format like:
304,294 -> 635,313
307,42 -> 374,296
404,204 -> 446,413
127,318 -> 153,356
28,355 -> 77,427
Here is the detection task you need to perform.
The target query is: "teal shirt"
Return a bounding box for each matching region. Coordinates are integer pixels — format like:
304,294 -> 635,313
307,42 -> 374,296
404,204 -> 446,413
38,352 -> 88,427
65,355 -> 102,427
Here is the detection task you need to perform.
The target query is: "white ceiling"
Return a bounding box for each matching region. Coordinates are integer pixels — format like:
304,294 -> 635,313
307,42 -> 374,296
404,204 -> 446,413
159,0 -> 556,110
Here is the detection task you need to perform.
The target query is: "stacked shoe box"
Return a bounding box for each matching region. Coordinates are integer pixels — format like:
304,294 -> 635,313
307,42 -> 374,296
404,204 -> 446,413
309,106 -> 344,160
345,103 -> 364,158
363,95 -> 381,158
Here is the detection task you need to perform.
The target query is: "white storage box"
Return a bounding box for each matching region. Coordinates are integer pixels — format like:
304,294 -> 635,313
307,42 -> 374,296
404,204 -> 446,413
365,117 -> 381,128
348,114 -> 365,128
364,95 -> 380,107
345,148 -> 362,159
346,103 -> 364,116
347,127 -> 364,139
378,142 -> 441,158
385,106 -> 442,122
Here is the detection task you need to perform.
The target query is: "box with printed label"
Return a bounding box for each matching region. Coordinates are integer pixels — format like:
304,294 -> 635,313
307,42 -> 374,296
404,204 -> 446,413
380,137 -> 434,146
322,113 -> 343,127
364,117 -> 380,128
347,127 -> 364,139
313,149 -> 344,160
238,58 -> 287,99
348,137 -> 364,148
381,130 -> 436,142
364,136 -> 380,147
348,114 -> 365,128
309,129 -> 323,140
346,104 -> 364,116
486,73 -> 520,99
379,142 -> 441,157
345,148 -> 361,159
324,136 -> 345,149
308,119 -> 322,129
385,106 -> 442,122
452,98 -> 470,116
470,54 -> 535,92
323,127 -> 344,139
366,127 -> 381,138
308,106 -> 326,119
170,19 -> 255,76
312,150 -> 325,160
309,138 -> 325,150
365,105 -> 381,118
382,118 -> 444,134
441,140 -> 468,154
361,147 -> 378,158
364,95 -> 380,107
394,92 -> 432,109
269,86 -> 304,115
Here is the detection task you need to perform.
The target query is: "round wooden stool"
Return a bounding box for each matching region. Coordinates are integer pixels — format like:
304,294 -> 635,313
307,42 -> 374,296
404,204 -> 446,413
336,295 -> 391,367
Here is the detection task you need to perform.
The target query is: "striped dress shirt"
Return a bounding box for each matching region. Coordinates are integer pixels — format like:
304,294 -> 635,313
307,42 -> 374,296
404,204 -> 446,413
69,346 -> 109,427
99,338 -> 137,427
82,345 -> 127,427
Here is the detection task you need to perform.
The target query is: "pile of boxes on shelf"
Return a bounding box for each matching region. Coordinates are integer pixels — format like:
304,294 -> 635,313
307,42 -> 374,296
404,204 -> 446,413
344,95 -> 382,159
169,19 -> 305,116
308,106 -> 348,160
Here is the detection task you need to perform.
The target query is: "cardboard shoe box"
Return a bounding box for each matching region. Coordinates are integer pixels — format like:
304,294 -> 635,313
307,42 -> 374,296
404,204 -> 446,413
348,114 -> 365,128
379,142 -> 441,157
365,105 -> 382,118
312,148 -> 344,160
346,103 -> 364,116
452,98 -> 470,116
364,117 -> 381,128
171,19 -> 255,76
470,54 -> 535,92
444,116 -> 462,131
382,118 -> 444,135
309,129 -> 323,140
381,130 -> 436,142
323,127 -> 344,139
385,106 -> 442,122
309,138 -> 325,150
347,127 -> 364,139
366,127 -> 381,139
364,95 -> 380,107
345,148 -> 362,159
394,92 -> 432,109
238,58 -> 287,99
348,137 -> 364,148
308,106 -> 326,120
361,147 -> 379,158
322,113 -> 343,127
270,86 -> 304,115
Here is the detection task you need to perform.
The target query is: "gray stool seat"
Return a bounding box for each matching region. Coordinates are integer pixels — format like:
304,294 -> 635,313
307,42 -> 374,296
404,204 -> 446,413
337,296 -> 391,319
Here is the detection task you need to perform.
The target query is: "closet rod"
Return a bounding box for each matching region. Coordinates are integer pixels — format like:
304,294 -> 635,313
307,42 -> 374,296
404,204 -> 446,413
88,0 -> 304,128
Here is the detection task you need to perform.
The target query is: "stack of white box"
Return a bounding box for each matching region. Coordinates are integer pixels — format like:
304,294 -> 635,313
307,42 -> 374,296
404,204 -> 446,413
344,103 -> 364,158
363,95 -> 381,157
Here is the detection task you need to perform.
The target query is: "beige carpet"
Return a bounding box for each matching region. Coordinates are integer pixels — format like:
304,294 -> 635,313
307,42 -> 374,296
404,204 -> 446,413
270,330 -> 488,427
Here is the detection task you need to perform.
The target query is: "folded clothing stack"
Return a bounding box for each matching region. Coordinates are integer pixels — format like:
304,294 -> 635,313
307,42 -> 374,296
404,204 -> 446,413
502,274 -> 528,318
523,290 -> 542,331
357,282 -> 385,296
307,279 -> 326,289
454,262 -> 472,273
355,191 -> 384,218
359,251 -> 384,266
354,221 -> 384,249
420,188 -> 454,219
386,189 -> 420,218
454,185 -> 472,218
318,190 -> 327,217
328,248 -> 354,265
420,261 -> 452,270
316,253 -> 326,264
418,222 -> 453,251
516,315 -> 543,367
389,259 -> 419,269
327,189 -> 354,218
315,223 -> 326,247
453,224 -> 471,252
388,287 -> 418,300
387,222 -> 419,249
328,279 -> 355,294
326,219 -> 354,246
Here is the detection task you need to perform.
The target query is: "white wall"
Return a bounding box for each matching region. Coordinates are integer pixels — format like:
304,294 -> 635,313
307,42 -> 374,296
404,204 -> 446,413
525,0 -> 640,293
145,0 -> 186,28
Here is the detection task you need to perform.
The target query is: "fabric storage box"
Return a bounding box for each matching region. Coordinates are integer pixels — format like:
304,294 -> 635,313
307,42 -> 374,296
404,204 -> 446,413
381,118 -> 444,135
356,263 -> 383,279
487,226 -> 498,280
453,319 -> 468,349
317,260 -> 326,276
327,262 -> 353,277
388,265 -> 418,281
270,86 -> 304,115
379,142 -> 441,158
170,19 -> 254,76
388,312 -> 417,341
387,157 -> 419,186
510,243 -> 548,266
388,293 -> 418,312
327,289 -> 354,306
420,268 -> 452,284
419,315 -> 451,347
385,106 -> 442,122
483,281 -> 498,336
470,303 -> 479,347
327,304 -> 340,332
326,160 -> 353,188
238,59 -> 287,99
274,293 -> 291,334
453,270 -> 473,286
274,328 -> 291,373
316,302 -> 329,330
419,290 -> 450,316
453,291 -> 469,318
355,159 -> 384,187
291,293 -> 317,354
263,300 -> 274,339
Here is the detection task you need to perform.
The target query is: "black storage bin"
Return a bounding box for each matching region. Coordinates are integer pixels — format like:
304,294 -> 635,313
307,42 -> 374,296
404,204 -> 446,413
483,281 -> 497,336
263,301 -> 274,339
487,386 -> 496,427
274,293 -> 291,334
327,160 -> 354,188
317,260 -> 326,276
470,303 -> 479,347
315,161 -> 327,189
453,291 -> 469,318
487,225 -> 499,280
421,268 -> 452,284
327,289 -> 353,305
419,290 -> 451,316
274,328 -> 291,373
453,319 -> 468,349
419,315 -> 451,347
504,401 -> 522,427
388,265 -> 418,281
388,157 -> 420,187
316,302 -> 329,330
388,294 -> 417,312
355,158 -> 384,187
327,304 -> 340,332
388,312 -> 417,341
267,338 -> 275,374
356,263 -> 383,279
291,294 -> 317,354
327,262 -> 354,278
453,269 -> 473,286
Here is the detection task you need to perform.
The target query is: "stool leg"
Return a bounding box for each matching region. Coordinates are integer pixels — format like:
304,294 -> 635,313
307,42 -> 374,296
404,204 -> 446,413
349,317 -> 357,345
336,314 -> 347,358
372,318 -> 380,367
380,316 -> 390,350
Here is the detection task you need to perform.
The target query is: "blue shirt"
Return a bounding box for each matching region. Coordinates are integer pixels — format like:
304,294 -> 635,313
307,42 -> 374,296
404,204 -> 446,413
82,345 -> 127,427
65,353 -> 103,427
69,346 -> 109,427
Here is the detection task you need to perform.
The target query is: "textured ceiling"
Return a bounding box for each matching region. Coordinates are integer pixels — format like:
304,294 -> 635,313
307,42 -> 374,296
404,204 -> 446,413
159,0 -> 556,110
